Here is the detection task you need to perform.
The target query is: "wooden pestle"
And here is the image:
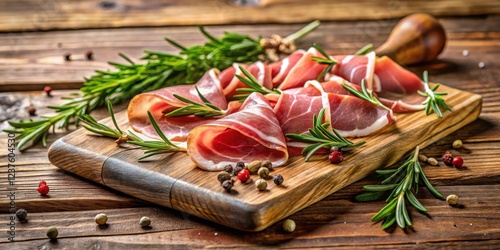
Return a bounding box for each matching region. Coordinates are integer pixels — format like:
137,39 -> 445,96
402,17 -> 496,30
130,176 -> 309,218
375,13 -> 447,65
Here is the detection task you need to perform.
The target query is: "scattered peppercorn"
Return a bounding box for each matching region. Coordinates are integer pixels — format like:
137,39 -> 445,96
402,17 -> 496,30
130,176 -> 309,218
247,160 -> 262,174
282,219 -> 296,232
273,174 -> 284,186
224,164 -> 233,173
222,179 -> 234,192
27,104 -> 36,116
261,160 -> 273,171
39,180 -> 47,187
85,50 -> 94,60
442,151 -> 454,166
64,53 -> 71,61
217,171 -> 231,184
427,157 -> 438,166
44,86 -> 53,97
94,213 -> 108,225
139,216 -> 151,227
446,194 -> 459,206
452,139 -> 463,149
234,162 -> 245,176
258,167 -> 270,179
46,226 -> 58,239
37,183 -> 49,195
16,209 -> 28,221
237,169 -> 251,183
418,154 -> 428,163
452,156 -> 464,168
255,179 -> 268,191
328,151 -> 343,164
330,146 -> 339,152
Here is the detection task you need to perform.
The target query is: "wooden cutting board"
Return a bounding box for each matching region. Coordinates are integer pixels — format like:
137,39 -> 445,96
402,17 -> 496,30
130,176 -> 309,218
48,84 -> 482,231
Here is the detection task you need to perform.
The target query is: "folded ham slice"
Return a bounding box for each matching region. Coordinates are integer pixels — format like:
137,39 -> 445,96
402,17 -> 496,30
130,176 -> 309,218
277,47 -> 327,90
329,53 -> 426,112
187,92 -> 288,171
127,69 -> 228,141
218,62 -> 273,100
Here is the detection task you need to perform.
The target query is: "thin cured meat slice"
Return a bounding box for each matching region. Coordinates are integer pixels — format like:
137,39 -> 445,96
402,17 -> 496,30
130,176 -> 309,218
269,49 -> 306,87
218,62 -> 273,100
277,47 -> 327,90
187,93 -> 288,171
127,69 -> 227,141
329,53 -> 426,112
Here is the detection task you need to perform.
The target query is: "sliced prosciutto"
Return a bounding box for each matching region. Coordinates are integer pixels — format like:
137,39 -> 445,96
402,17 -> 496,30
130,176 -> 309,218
277,47 -> 327,90
218,62 -> 273,100
187,92 -> 288,171
128,69 -> 227,141
329,52 -> 426,112
269,49 -> 306,87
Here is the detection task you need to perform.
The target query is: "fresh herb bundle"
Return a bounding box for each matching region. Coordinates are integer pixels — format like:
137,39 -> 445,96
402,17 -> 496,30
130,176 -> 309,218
5,22 -> 320,150
355,146 -> 443,229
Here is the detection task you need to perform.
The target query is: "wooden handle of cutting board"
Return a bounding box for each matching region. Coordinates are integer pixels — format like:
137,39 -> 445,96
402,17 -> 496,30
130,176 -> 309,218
375,13 -> 447,65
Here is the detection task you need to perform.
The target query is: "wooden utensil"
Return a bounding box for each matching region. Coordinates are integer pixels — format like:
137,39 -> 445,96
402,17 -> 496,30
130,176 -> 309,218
375,13 -> 447,65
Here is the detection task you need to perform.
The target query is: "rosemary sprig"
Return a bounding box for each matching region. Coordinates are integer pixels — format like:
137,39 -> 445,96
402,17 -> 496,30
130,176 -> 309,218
233,66 -> 281,101
311,43 -> 338,81
341,79 -> 391,111
78,101 -> 183,161
418,70 -> 451,118
285,109 -> 365,161
165,87 -> 226,118
355,146 -> 444,230
354,43 -> 373,55
5,22 -> 320,150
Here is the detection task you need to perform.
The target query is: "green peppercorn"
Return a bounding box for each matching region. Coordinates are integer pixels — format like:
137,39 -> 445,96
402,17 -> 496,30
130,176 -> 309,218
46,226 -> 58,239
222,179 -> 234,192
16,209 -> 28,221
261,160 -> 273,171
273,174 -> 284,186
282,219 -> 296,232
247,160 -> 262,174
94,213 -> 108,225
258,167 -> 270,179
452,139 -> 463,149
427,157 -> 438,166
140,216 -> 151,227
224,164 -> 233,173
217,171 -> 231,183
255,179 -> 268,191
446,194 -> 459,206
418,154 -> 428,163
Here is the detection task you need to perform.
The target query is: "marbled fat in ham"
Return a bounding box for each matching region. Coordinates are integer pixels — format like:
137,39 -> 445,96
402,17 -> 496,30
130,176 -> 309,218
187,93 -> 288,171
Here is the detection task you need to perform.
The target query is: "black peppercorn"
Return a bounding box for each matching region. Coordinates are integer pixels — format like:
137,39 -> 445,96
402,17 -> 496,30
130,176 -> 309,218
16,209 -> 28,221
233,163 -> 244,176
64,53 -> 71,61
222,179 -> 233,192
85,50 -> 94,60
224,164 -> 233,174
27,104 -> 36,116
273,174 -> 284,186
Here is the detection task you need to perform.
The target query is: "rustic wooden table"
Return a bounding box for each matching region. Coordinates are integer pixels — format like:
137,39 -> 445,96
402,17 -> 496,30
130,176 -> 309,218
1,1 -> 499,249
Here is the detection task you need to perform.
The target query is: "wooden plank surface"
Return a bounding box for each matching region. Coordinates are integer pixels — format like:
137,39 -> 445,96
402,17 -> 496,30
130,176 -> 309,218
0,0 -> 499,32
1,14 -> 499,248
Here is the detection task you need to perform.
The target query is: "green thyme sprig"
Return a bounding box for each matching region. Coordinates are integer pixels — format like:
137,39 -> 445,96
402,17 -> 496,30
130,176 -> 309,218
165,87 -> 226,118
355,146 -> 443,230
233,66 -> 281,101
311,43 -> 338,81
286,109 -> 365,161
5,22 -> 320,150
79,101 -> 184,161
418,71 -> 451,118
342,79 -> 391,111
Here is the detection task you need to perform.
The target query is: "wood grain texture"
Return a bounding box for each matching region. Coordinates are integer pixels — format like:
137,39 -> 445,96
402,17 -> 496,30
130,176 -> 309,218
1,15 -> 499,248
0,0 -> 499,32
47,85 -> 482,231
